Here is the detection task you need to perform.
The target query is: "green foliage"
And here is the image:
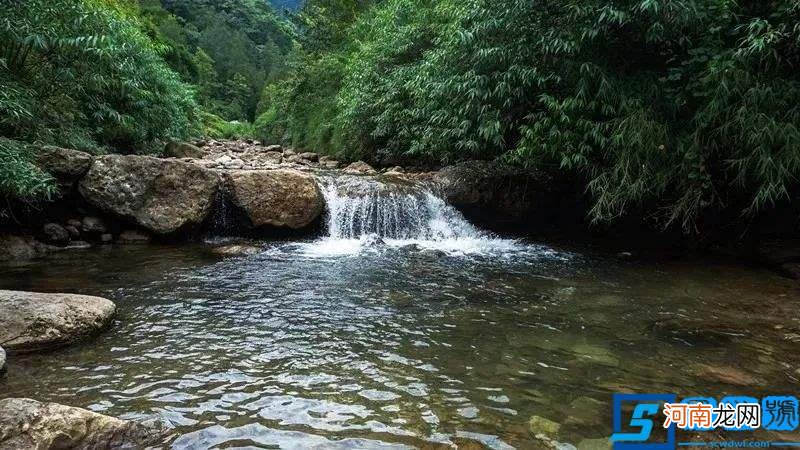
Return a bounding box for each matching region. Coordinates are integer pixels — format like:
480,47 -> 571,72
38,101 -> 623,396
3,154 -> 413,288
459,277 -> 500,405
261,0 -> 800,232
0,0 -> 200,207
202,112 -> 255,140
0,138 -> 56,209
141,0 -> 294,121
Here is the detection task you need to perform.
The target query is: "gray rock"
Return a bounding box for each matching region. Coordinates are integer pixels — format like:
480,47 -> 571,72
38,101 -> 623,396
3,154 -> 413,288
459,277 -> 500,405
282,148 -> 296,157
0,346 -> 5,375
318,156 -> 341,169
117,230 -> 151,244
286,154 -> 306,164
35,146 -> 93,180
0,398 -> 161,449
224,158 -> 245,169
223,170 -> 323,230
384,166 -> 404,175
66,219 -> 82,228
42,223 -> 70,245
81,216 -> 107,234
0,290 -> 116,353
260,151 -> 283,164
299,152 -> 319,162
79,155 -> 220,234
165,141 -> 205,158
211,244 -> 261,257
344,161 -> 377,175
215,155 -> 233,165
263,144 -> 283,153
100,233 -> 113,243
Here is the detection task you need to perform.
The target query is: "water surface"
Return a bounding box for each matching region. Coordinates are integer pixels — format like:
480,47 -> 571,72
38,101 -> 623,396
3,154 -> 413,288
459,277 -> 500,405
1,238 -> 799,449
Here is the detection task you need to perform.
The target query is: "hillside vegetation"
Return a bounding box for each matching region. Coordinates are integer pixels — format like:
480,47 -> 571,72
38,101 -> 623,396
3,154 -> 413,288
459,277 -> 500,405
258,0 -> 800,231
0,0 -> 291,211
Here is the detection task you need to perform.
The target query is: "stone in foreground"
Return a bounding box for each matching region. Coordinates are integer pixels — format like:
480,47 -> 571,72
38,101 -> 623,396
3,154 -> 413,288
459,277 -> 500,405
223,169 -> 323,229
0,290 -> 116,353
0,398 -> 161,449
79,155 -> 220,234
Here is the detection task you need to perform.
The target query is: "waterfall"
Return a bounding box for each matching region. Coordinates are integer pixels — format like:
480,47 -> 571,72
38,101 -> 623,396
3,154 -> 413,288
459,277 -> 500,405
319,176 -> 482,241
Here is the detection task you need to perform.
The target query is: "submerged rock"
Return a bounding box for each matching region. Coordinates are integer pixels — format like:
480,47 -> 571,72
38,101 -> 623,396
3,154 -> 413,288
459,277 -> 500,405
529,415 -> 561,437
651,317 -> 747,346
223,169 -> 323,229
0,290 -> 116,353
212,244 -> 261,257
690,363 -> 762,386
0,398 -> 161,449
79,155 -> 220,234
35,146 -> 93,181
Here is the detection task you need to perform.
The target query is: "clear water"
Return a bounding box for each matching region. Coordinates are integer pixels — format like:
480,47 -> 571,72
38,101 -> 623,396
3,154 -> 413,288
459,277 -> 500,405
1,180 -> 799,449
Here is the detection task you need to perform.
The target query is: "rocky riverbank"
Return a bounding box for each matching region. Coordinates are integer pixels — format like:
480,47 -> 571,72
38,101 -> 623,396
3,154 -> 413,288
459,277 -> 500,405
3,139 -> 800,280
1,139 -> 564,260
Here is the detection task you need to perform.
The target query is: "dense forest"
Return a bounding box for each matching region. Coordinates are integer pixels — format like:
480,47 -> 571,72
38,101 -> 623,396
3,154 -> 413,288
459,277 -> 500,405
1,0 -> 799,235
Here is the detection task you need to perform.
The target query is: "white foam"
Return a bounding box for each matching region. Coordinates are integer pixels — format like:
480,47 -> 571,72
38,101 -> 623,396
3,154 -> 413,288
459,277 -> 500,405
286,176 -> 532,258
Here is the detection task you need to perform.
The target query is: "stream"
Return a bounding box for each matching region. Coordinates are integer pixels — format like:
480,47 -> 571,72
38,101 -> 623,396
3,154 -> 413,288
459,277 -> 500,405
0,175 -> 798,449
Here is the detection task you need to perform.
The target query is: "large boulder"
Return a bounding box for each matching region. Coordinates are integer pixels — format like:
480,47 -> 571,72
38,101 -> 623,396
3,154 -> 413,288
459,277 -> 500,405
0,290 -> 116,353
434,160 -> 583,228
36,146 -> 93,181
0,398 -> 161,449
223,169 -> 323,229
79,155 -> 220,234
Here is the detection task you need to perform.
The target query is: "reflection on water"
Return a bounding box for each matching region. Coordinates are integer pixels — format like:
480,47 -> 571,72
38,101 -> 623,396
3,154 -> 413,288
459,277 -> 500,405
1,240 -> 799,449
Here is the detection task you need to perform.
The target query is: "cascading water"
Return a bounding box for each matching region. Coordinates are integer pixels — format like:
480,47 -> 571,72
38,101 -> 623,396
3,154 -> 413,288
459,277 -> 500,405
321,177 -> 480,241
299,175 -> 522,256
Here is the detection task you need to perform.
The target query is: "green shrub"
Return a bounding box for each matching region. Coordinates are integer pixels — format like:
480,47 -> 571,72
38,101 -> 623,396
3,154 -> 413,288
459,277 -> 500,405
202,112 -> 255,140
0,0 -> 201,210
0,138 -> 56,211
262,0 -> 800,232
